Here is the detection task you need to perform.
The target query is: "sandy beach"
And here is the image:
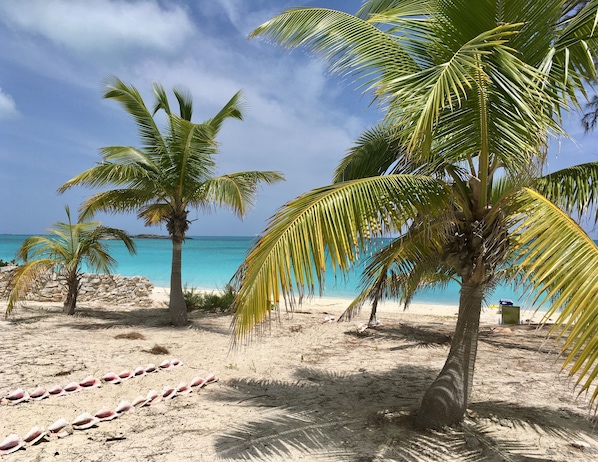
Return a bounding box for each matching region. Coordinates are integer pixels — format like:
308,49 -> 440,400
1,289 -> 597,461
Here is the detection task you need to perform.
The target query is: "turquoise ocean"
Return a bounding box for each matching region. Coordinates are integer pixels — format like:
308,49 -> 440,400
0,234 -> 528,307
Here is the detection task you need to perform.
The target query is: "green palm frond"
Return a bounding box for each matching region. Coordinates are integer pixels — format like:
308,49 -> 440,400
79,188 -> 160,220
6,207 -> 136,316
206,90 -> 245,130
508,188 -> 598,401
250,7 -> 419,95
535,162 -> 598,221
231,175 -> 448,342
173,85 -> 193,121
538,0 -> 598,112
99,146 -> 156,167
6,259 -> 56,316
138,203 -> 172,227
102,75 -> 167,154
167,116 -> 217,186
57,153 -> 157,194
338,226 -> 454,322
356,0 -> 430,21
198,171 -> 285,217
152,82 -> 171,116
333,123 -> 403,182
554,0 -> 598,54
390,28 -> 560,168
92,226 -> 136,254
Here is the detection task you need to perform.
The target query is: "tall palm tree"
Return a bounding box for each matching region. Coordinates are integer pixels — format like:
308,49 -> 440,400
59,77 -> 284,326
231,0 -> 598,429
6,206 -> 136,316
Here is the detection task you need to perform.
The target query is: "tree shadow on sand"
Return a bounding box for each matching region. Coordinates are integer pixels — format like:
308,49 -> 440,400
212,365 -> 596,461
7,302 -> 231,335
345,321 -> 564,355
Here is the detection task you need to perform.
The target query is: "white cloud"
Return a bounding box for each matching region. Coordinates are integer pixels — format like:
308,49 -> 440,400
201,0 -> 289,36
0,88 -> 18,119
0,0 -> 194,56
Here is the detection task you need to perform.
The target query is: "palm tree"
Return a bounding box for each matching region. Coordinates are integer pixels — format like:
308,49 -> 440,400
6,206 -> 136,316
230,0 -> 598,429
58,77 -> 284,326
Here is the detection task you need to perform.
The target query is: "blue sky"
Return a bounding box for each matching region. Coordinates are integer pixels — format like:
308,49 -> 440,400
1,0 -> 597,237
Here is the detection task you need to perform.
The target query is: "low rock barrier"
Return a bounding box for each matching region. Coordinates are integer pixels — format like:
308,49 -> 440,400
0,266 -> 155,306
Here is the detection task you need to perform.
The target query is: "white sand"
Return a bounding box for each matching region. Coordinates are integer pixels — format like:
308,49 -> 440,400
0,291 -> 595,461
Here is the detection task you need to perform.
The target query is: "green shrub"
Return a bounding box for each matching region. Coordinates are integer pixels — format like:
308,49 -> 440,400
0,259 -> 16,267
184,284 -> 236,313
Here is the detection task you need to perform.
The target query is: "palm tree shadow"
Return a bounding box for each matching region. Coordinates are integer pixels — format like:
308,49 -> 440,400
55,305 -> 231,335
344,322 -> 453,349
212,366 -> 593,461
348,321 -> 564,355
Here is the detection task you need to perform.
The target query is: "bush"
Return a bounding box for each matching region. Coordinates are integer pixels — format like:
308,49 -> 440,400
0,259 -> 16,267
184,284 -> 236,313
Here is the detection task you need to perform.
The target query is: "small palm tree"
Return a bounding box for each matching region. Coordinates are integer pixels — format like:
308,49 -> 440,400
58,77 -> 284,326
5,206 -> 136,316
231,0 -> 598,429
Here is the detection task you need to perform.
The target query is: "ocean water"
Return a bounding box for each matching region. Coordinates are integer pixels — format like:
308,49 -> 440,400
0,234 -> 527,306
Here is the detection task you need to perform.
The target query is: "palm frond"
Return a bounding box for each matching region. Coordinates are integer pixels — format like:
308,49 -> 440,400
5,208 -> 136,316
57,151 -> 157,194
333,123 -> 404,182
508,188 -> 598,403
197,171 -> 284,217
102,75 -> 167,155
205,90 -> 244,131
6,259 -> 57,316
231,175 -> 448,342
137,203 -> 173,227
357,0 -> 432,19
151,81 -> 171,116
535,161 -> 598,221
338,226 -> 454,322
167,116 -> 217,188
250,7 -> 420,96
79,189 -> 159,220
173,85 -> 193,121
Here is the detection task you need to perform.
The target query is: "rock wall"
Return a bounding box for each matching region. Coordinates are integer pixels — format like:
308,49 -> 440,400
0,266 -> 155,306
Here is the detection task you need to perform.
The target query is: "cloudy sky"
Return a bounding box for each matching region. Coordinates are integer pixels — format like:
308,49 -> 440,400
1,0 -> 597,237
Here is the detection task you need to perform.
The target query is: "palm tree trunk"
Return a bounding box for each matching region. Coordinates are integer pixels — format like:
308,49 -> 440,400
63,274 -> 79,315
415,282 -> 483,429
169,238 -> 188,326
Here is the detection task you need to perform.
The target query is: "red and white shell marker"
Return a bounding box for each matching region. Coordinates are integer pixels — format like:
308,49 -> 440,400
159,359 -> 173,370
94,407 -> 118,421
48,384 -> 66,397
0,434 -> 24,455
115,400 -> 135,414
23,426 -> 47,446
145,363 -> 157,373
118,370 -> 133,381
72,412 -> 99,430
29,386 -> 49,401
102,372 -> 121,384
64,381 -> 82,393
176,382 -> 192,394
133,366 -> 146,377
80,376 -> 102,388
48,418 -> 70,438
189,376 -> 206,388
5,388 -> 29,405
161,385 -> 177,400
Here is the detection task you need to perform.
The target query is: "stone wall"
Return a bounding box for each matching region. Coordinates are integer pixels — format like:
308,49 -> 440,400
0,266 -> 155,306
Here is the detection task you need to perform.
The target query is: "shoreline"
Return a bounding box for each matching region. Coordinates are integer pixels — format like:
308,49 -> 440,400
151,286 -> 547,326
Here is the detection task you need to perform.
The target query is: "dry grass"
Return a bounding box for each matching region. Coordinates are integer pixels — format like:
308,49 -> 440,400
141,343 -> 170,355
114,331 -> 146,340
